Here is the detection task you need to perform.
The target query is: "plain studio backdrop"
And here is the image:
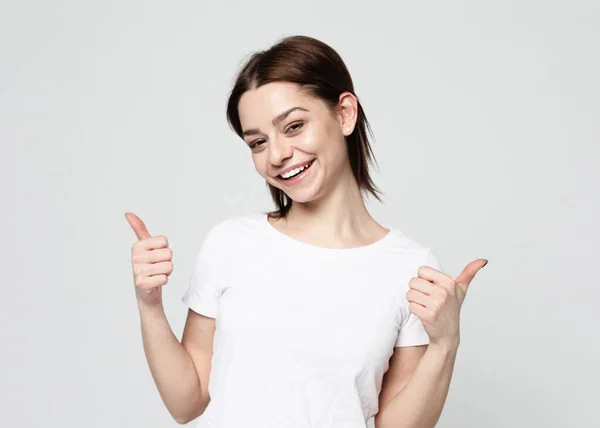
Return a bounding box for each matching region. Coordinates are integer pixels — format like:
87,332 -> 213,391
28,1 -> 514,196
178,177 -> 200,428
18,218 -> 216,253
1,0 -> 598,427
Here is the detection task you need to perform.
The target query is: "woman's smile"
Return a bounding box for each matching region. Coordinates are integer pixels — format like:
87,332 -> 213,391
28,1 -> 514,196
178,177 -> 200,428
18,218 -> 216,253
277,159 -> 315,187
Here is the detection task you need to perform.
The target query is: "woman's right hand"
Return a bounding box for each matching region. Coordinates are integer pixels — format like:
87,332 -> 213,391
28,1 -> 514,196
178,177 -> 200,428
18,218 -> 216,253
125,212 -> 174,308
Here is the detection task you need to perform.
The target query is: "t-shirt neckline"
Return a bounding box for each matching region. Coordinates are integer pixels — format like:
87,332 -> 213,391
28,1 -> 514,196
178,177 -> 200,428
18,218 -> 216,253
259,212 -> 393,253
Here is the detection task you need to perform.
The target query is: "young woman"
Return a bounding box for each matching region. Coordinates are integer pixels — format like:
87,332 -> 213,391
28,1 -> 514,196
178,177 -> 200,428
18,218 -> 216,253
126,35 -> 487,428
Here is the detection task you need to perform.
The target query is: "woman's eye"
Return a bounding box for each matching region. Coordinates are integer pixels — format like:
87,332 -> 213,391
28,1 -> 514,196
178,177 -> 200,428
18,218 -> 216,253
250,140 -> 265,149
286,122 -> 304,133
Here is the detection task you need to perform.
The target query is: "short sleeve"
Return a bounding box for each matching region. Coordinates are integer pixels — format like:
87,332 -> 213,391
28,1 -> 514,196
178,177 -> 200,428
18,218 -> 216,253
395,249 -> 443,347
181,226 -> 224,318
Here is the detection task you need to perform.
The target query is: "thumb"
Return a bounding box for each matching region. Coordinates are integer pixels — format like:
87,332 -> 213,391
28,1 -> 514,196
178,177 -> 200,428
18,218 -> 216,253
455,258 -> 488,294
125,212 -> 152,241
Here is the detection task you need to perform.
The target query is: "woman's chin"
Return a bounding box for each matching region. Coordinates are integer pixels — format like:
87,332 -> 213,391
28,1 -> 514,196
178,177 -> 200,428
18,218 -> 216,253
287,194 -> 316,204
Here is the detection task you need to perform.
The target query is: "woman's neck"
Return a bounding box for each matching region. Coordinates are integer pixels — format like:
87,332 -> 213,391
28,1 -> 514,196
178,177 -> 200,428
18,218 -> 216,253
270,174 -> 388,249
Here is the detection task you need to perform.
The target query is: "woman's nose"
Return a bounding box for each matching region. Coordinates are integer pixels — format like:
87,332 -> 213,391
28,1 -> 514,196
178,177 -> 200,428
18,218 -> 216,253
268,137 -> 293,166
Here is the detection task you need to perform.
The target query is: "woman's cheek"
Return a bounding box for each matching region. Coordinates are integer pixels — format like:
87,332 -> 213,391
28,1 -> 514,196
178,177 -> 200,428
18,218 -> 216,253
299,129 -> 321,152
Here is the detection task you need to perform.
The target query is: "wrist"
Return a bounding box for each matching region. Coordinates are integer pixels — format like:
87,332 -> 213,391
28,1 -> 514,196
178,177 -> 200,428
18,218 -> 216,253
137,298 -> 164,315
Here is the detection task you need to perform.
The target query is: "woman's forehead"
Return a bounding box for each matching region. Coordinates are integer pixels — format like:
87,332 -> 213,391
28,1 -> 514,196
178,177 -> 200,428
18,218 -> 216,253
238,83 -> 322,127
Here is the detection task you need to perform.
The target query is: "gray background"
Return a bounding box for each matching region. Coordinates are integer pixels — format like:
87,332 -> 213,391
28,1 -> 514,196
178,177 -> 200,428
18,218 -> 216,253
1,0 -> 598,426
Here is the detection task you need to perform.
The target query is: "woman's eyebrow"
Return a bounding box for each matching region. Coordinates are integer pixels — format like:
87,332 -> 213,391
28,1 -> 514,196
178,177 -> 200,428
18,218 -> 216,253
242,106 -> 309,136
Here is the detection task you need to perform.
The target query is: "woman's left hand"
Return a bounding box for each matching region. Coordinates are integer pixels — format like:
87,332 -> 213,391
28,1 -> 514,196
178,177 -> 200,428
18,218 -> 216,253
406,258 -> 488,347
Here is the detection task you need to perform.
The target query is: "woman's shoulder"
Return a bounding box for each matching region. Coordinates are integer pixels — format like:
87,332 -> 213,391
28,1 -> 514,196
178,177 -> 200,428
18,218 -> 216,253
192,213 -> 266,261
203,212 -> 267,241
385,227 -> 432,252
385,228 -> 442,270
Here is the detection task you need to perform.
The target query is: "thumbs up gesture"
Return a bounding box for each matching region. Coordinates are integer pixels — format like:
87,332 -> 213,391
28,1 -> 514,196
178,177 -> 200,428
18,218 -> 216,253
125,212 -> 174,307
406,259 -> 488,347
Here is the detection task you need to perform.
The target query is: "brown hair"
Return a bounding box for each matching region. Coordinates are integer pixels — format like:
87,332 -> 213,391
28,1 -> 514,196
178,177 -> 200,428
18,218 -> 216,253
226,35 -> 383,219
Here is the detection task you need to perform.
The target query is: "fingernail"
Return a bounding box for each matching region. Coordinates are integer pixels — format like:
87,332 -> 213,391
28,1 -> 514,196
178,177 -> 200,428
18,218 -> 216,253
482,259 -> 489,268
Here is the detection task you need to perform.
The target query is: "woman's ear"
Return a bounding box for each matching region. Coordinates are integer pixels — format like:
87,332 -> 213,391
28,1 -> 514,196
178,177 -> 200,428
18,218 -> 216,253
337,91 -> 358,136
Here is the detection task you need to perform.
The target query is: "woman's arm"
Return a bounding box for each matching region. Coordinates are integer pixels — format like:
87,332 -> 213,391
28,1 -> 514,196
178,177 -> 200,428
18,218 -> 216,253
139,303 -> 215,424
374,341 -> 458,428
375,257 -> 487,427
126,213 -> 215,424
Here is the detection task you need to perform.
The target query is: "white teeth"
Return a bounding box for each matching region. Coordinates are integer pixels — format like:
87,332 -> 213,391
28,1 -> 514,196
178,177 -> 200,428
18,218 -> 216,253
281,161 -> 311,179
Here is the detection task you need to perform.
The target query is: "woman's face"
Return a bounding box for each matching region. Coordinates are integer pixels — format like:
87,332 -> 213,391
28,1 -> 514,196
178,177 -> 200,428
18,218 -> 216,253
237,81 -> 356,204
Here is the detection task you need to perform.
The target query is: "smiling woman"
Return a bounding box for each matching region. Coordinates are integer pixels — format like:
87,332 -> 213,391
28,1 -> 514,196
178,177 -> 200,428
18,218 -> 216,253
126,34 -> 487,428
226,35 -> 382,220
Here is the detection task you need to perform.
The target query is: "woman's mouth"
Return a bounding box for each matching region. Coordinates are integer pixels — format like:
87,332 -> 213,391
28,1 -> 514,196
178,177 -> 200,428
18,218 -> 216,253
278,160 -> 314,185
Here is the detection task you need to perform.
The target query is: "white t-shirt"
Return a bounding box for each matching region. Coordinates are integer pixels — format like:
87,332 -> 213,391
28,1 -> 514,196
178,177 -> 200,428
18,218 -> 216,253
181,213 -> 442,428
